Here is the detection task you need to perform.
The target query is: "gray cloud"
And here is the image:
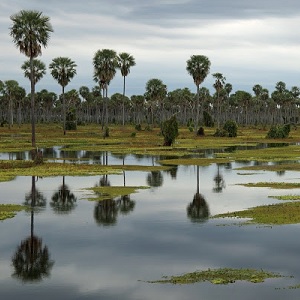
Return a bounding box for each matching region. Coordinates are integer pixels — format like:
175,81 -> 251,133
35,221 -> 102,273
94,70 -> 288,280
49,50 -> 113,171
2,0 -> 300,96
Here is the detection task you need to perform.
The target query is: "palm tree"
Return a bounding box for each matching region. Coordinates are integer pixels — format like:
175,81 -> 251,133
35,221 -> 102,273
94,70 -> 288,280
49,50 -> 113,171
93,49 -> 118,131
10,10 -> 53,148
117,52 -> 136,126
22,59 -> 46,84
186,55 -> 211,133
212,72 -> 226,129
144,78 -> 167,125
49,57 -> 77,135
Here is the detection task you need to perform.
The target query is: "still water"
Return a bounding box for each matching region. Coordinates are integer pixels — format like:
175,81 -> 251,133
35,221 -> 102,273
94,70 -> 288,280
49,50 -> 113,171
1,151 -> 300,299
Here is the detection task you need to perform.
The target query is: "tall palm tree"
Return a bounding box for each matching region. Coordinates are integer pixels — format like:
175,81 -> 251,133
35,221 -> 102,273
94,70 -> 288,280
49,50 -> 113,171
212,72 -> 226,129
93,49 -> 117,130
117,52 -> 136,126
49,57 -> 77,135
10,10 -> 53,148
186,55 -> 210,133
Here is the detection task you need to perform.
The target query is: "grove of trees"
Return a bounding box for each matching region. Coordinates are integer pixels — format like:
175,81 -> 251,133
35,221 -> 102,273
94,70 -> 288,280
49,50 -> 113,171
3,9 -> 300,139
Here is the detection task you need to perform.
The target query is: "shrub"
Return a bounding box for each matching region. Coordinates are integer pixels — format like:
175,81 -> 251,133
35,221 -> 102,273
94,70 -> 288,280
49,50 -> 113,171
161,115 -> 179,146
1,119 -> 7,127
214,120 -> 238,137
103,126 -> 109,138
131,132 -> 136,137
213,128 -> 228,137
267,124 -> 290,138
223,120 -> 238,137
135,124 -> 142,131
197,127 -> 205,136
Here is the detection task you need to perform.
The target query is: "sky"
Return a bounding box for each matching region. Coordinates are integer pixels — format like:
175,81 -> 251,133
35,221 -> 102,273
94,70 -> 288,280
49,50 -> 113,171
1,0 -> 300,98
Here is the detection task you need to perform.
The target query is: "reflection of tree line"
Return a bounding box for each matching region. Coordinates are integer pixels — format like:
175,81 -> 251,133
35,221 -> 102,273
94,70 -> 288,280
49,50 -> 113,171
10,159 -> 227,282
93,161 -> 227,225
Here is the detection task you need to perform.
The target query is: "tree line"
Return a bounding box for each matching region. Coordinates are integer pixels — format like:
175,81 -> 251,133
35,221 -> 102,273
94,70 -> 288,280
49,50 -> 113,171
3,10 -> 299,146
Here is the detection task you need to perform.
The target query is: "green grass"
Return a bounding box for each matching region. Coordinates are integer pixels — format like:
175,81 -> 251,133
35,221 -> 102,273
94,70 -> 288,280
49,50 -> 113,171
82,186 -> 149,201
269,195 -> 300,201
145,268 -> 284,285
2,124 -> 300,175
0,160 -> 171,182
0,204 -> 26,221
237,182 -> 300,189
213,201 -> 300,225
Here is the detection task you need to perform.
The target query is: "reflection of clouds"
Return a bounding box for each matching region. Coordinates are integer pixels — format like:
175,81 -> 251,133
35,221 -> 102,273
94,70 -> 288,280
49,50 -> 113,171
3,163 -> 300,297
29,221 -> 300,299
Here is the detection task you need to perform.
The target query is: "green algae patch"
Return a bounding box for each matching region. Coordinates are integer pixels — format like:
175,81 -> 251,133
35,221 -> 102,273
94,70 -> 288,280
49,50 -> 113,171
0,204 -> 26,221
0,160 -> 171,177
158,157 -> 231,166
213,201 -> 300,225
235,163 -> 300,172
269,195 -> 300,201
237,182 -> 300,189
83,186 -> 149,201
146,268 -> 283,285
0,162 -> 122,177
0,175 -> 16,182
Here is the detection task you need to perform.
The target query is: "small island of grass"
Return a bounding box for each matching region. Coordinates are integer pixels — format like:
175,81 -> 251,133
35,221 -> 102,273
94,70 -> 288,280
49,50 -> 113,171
0,204 -> 26,221
213,201 -> 300,225
145,268 -> 283,285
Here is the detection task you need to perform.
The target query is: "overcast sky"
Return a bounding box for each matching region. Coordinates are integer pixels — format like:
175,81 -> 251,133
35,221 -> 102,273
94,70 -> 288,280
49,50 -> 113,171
1,0 -> 300,97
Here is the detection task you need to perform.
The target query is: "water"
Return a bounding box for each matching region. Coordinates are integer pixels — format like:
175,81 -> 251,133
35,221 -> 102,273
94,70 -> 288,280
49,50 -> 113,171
1,151 -> 300,299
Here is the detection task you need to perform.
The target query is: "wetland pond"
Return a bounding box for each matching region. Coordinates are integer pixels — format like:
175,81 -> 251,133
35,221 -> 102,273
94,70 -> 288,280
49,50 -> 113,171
1,148 -> 300,299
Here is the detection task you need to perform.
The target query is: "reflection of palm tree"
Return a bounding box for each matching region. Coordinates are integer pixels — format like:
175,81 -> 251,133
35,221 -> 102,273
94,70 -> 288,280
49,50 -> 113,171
50,176 -> 77,214
213,164 -> 225,193
12,235 -> 54,282
98,175 -> 111,187
187,166 -> 210,223
12,176 -> 54,282
94,199 -> 118,226
163,166 -> 178,179
187,193 -> 209,223
116,195 -> 135,215
146,171 -> 163,188
24,176 -> 47,211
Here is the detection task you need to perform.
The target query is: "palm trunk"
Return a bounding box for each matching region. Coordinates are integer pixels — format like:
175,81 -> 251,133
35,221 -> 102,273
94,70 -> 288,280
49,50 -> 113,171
63,86 -> 66,135
122,76 -> 126,127
105,87 -> 108,126
30,57 -> 36,148
195,84 -> 200,134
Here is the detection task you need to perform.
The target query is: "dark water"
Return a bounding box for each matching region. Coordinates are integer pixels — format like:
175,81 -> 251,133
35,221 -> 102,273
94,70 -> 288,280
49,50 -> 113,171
1,152 -> 300,299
